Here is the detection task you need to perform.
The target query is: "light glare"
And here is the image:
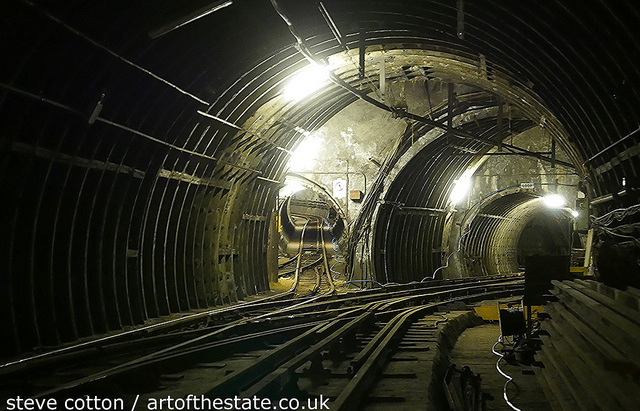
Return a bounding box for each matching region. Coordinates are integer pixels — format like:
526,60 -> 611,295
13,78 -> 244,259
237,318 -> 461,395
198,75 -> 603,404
282,64 -> 330,101
287,135 -> 323,172
280,181 -> 304,197
571,209 -> 579,218
543,194 -> 566,208
450,173 -> 472,205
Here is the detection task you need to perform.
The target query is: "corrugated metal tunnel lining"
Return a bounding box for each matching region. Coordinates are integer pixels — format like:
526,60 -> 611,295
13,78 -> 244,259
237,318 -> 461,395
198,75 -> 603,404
1,0 -> 639,357
371,116 -> 539,283
460,191 -> 573,277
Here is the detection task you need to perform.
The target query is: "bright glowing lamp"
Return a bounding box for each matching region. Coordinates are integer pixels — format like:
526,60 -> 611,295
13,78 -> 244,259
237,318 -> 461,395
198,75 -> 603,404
282,64 -> 330,101
543,194 -> 566,208
450,173 -> 472,205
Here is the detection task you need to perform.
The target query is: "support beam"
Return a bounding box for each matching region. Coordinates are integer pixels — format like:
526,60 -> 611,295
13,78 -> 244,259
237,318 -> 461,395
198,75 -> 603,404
256,176 -> 281,184
450,146 -> 574,168
158,169 -> 231,189
359,31 -> 366,79
197,110 -> 291,154
19,0 -> 209,105
3,139 -> 145,178
148,0 -> 233,39
270,0 -> 576,171
96,117 -> 219,162
551,134 -> 556,168
0,82 -> 82,115
594,143 -> 640,175
447,82 -> 454,145
242,214 -> 267,222
397,206 -> 447,215
318,2 -> 346,51
584,126 -> 640,164
477,213 -> 517,221
379,59 -> 386,104
590,189 -> 627,206
451,152 -> 553,157
457,0 -> 465,39
497,99 -> 504,152
0,82 -> 218,162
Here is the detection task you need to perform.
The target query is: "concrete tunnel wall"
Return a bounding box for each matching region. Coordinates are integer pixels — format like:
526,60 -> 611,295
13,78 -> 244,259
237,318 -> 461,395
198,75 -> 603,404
1,0 -> 639,357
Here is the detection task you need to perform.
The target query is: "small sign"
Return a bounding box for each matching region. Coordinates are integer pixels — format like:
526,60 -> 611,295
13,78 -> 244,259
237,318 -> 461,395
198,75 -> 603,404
350,190 -> 363,201
520,182 -> 535,189
333,178 -> 347,199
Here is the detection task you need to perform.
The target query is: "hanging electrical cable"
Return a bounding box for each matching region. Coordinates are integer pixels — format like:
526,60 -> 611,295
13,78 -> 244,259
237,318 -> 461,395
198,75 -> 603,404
423,222 -> 472,281
492,336 -> 522,411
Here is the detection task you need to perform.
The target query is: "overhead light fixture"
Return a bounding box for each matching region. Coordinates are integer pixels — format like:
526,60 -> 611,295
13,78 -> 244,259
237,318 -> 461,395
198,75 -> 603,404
449,172 -> 473,205
282,64 -> 330,101
543,194 -> 566,208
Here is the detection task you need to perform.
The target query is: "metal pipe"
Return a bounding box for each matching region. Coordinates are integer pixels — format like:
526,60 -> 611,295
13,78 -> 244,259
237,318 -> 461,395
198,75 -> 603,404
584,126 -> 640,164
457,0 -> 465,39
497,99 -> 504,152
447,82 -> 454,144
590,189 -> 627,206
197,110 -> 244,130
345,159 -> 350,224
148,0 -> 233,39
359,31 -> 366,79
95,118 -> 218,162
0,82 -> 221,162
397,206 -> 447,213
256,176 -> 281,184
197,110 -> 291,153
318,2 -> 346,51
19,0 -> 209,105
551,133 -> 556,168
0,82 -> 82,115
379,60 -> 386,104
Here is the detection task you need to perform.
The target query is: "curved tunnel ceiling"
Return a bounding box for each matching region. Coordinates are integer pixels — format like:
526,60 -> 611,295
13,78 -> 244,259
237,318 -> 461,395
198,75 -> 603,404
1,0 -> 639,355
372,116 -> 537,282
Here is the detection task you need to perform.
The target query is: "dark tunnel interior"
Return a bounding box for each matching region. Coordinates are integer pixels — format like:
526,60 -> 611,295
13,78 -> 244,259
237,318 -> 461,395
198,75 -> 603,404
1,0 -> 639,363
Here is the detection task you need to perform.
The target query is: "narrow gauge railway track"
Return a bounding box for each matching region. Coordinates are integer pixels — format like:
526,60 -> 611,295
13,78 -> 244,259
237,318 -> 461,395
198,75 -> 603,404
0,214 -> 333,392
0,275 -> 515,380
281,214 -> 334,297
0,276 -> 524,409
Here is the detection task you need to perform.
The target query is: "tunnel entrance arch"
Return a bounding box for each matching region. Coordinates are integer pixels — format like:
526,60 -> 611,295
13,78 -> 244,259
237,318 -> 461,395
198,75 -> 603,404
453,190 -> 574,278
278,174 -> 346,256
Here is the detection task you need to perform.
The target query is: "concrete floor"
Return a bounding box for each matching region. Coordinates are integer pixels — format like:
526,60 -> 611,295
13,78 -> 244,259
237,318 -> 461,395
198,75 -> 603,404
450,323 -> 551,411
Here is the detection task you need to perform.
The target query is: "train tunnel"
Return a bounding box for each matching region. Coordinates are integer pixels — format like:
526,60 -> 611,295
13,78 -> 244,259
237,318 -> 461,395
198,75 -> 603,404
1,0 -> 640,408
